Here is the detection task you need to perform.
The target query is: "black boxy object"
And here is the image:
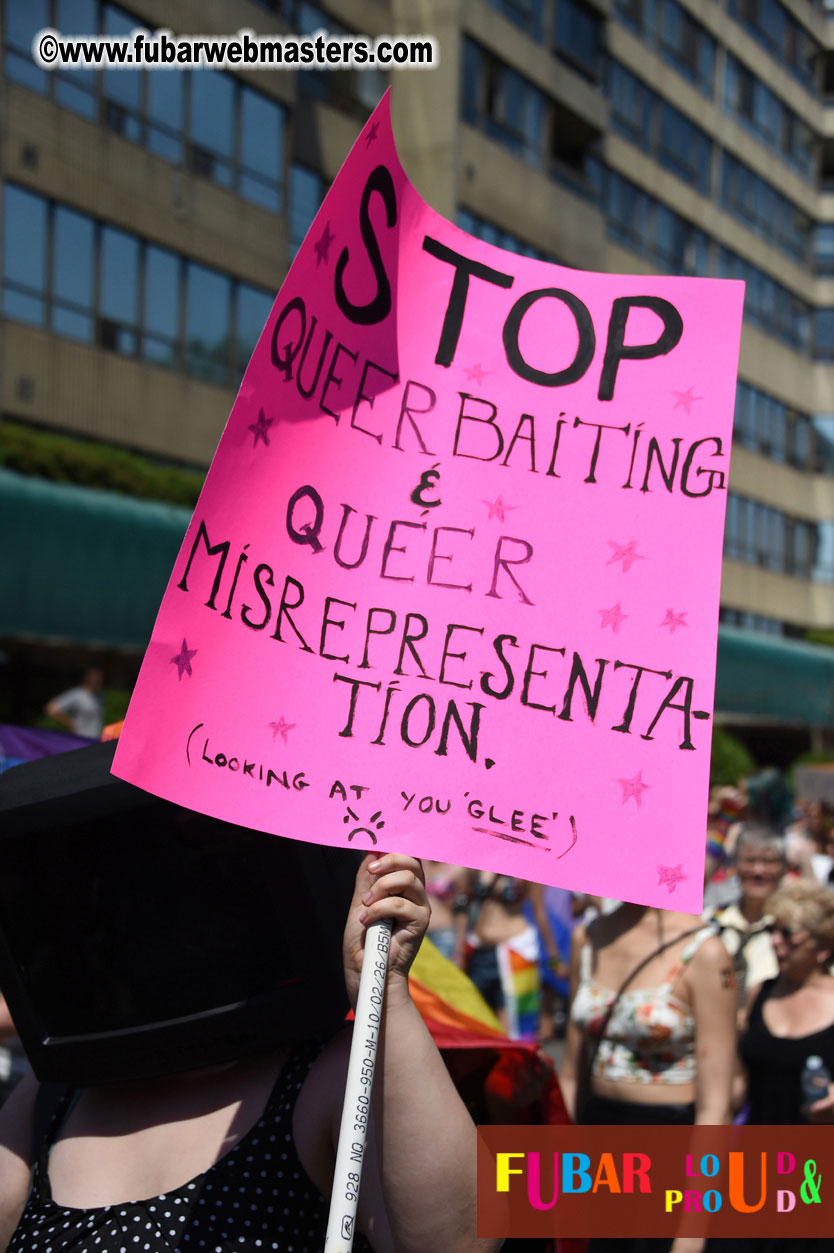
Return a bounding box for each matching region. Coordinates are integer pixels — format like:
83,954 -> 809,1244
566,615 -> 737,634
0,742 -> 358,1085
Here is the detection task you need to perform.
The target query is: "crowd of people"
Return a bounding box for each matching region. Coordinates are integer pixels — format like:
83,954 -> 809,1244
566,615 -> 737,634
1,741 -> 834,1252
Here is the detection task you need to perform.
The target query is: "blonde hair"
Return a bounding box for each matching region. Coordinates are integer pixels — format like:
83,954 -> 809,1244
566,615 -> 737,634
767,880 -> 834,950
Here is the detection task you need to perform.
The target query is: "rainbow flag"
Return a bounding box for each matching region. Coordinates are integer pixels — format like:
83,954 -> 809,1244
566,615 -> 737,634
496,925 -> 541,1042
409,936 -> 567,1127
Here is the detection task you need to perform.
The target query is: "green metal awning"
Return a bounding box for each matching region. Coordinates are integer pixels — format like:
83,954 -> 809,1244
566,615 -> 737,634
1,467 -> 190,651
716,626 -> 834,728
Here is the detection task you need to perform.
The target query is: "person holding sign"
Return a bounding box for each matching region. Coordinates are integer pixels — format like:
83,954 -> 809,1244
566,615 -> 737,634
0,852 -> 493,1253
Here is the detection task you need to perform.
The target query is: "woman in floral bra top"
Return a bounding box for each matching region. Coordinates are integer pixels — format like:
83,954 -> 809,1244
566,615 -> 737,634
559,903 -> 737,1252
561,903 -> 736,1120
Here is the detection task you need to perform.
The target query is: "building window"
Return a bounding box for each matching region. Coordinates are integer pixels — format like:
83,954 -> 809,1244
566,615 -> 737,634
187,265 -> 233,384
143,245 -> 181,369
814,309 -> 834,360
100,226 -> 140,355
719,608 -> 785,635
657,102 -> 712,192
728,0 -> 819,92
52,207 -> 95,343
190,70 -> 236,189
554,0 -> 604,82
813,416 -> 834,475
1,185 -> 48,327
602,168 -> 710,273
814,521 -> 834,583
789,414 -> 813,470
102,5 -> 143,142
289,165 -> 325,258
613,0 -> 715,95
291,2 -> 387,114
4,0 -> 49,94
486,57 -> 546,164
236,285 -> 275,376
724,491 -> 830,582
55,0 -> 97,119
787,519 -> 814,578
457,208 -> 557,260
815,224 -> 834,275
659,0 -> 716,91
721,152 -> 811,265
735,385 -> 818,470
608,61 -> 653,146
241,87 -> 284,212
606,172 -> 650,253
608,63 -> 713,196
147,67 -> 184,163
723,53 -> 818,180
719,248 -> 810,351
463,37 -> 603,192
1,184 -> 275,387
2,0 -> 287,212
734,382 -> 790,462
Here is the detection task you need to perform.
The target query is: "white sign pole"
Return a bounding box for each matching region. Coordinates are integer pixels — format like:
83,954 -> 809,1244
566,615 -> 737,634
324,917 -> 392,1252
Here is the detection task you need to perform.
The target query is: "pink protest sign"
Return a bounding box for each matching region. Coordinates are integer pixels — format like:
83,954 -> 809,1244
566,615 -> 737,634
113,92 -> 744,910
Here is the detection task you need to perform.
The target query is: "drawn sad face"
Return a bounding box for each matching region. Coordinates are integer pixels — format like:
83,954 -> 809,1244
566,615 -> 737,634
343,807 -> 386,844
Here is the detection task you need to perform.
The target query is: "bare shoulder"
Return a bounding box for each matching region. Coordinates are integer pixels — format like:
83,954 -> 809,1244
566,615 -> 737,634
691,931 -> 731,970
686,932 -> 737,1009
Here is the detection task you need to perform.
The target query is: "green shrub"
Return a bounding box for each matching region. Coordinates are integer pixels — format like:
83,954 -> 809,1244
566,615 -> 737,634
805,629 -> 834,649
710,725 -> 756,787
0,420 -> 205,506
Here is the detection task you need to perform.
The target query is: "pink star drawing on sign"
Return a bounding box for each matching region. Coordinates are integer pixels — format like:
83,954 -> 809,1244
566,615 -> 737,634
617,770 -> 651,807
248,408 -> 273,448
660,608 -> 688,633
607,539 -> 645,572
268,716 -> 296,744
464,363 -> 489,383
657,864 -> 687,894
170,639 -> 197,680
314,221 -> 335,266
365,120 -> 380,146
599,602 -> 627,633
673,386 -> 702,416
482,496 -> 517,522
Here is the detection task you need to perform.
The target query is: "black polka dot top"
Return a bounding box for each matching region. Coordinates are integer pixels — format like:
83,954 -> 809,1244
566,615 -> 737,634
10,1047 -> 374,1253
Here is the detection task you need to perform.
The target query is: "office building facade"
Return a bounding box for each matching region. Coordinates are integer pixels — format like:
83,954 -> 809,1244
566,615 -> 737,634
2,0 -> 833,751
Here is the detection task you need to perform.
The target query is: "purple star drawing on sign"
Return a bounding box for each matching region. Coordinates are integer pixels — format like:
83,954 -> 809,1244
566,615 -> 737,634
248,408 -> 272,448
170,639 -> 197,680
657,863 -> 687,894
660,608 -> 688,633
673,386 -> 702,416
365,120 -> 380,147
617,770 -> 651,807
314,221 -> 335,266
464,363 -> 489,383
482,496 -> 517,523
268,716 -> 296,744
607,539 -> 645,572
599,602 -> 627,633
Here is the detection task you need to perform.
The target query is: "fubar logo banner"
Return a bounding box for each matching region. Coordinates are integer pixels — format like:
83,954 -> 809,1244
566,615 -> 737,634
113,91 -> 744,909
478,1125 -> 831,1238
